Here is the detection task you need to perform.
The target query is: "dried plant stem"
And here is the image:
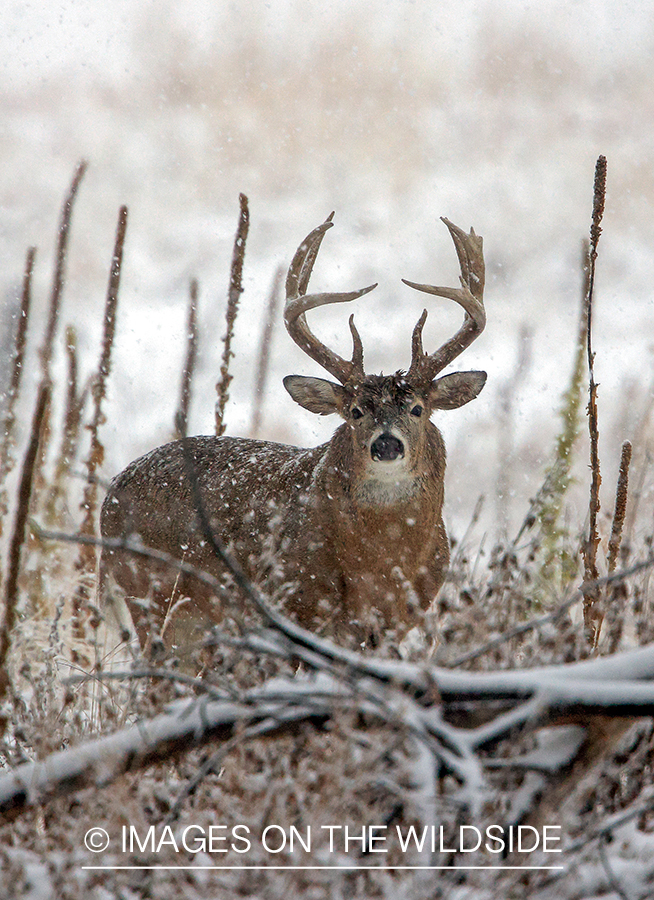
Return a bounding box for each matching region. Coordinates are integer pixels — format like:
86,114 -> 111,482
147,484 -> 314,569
175,278 -> 199,439
249,264 -> 283,437
0,382 -> 51,720
602,440 -> 633,653
79,205 -> 127,534
34,161 -> 87,500
0,246 -> 35,536
621,389 -> 654,550
607,441 -> 632,575
582,155 -> 607,646
72,206 -> 127,640
215,193 -> 249,436
39,161 -> 88,381
44,326 -> 88,525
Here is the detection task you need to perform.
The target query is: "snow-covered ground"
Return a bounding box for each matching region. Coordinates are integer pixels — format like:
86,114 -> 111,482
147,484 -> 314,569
2,0 -> 654,538
3,5 -> 654,897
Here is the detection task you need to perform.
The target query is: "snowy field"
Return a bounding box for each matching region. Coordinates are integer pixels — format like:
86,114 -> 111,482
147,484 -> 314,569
2,0 -> 654,542
3,4 -> 654,898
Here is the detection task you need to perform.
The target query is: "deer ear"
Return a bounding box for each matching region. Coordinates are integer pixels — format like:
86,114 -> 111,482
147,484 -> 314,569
283,375 -> 346,415
429,370 -> 487,410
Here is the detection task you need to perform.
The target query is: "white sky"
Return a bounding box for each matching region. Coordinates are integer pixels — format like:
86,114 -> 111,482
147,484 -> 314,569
1,0 -> 652,86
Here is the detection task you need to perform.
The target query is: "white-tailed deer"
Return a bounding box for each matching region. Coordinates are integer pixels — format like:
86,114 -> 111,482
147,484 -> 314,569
100,216 -> 487,647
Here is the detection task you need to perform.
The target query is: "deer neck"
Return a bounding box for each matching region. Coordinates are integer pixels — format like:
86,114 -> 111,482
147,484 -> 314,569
354,465 -> 422,506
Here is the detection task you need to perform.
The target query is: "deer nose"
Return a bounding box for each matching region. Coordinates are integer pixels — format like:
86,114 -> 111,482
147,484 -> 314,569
370,432 -> 405,462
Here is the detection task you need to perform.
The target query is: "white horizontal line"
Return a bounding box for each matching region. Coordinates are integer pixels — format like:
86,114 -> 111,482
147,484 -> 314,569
82,865 -> 565,871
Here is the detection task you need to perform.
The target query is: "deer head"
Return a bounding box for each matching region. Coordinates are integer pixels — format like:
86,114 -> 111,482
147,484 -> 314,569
283,215 -> 487,487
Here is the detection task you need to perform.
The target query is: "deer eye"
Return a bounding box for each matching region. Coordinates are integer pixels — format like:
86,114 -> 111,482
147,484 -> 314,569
351,407 -> 364,420
410,404 -> 423,418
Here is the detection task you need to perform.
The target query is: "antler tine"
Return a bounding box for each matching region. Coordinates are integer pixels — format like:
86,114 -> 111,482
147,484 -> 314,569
403,218 -> 485,383
287,212 -> 335,299
348,314 -> 364,373
285,217 -> 377,384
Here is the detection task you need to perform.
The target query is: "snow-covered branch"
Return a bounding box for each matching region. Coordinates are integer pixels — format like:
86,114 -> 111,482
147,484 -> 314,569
9,524 -> 653,831
4,627 -> 654,822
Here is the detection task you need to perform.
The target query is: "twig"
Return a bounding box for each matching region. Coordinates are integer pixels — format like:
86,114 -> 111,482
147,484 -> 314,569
65,666 -> 228,700
164,714 -> 298,827
175,278 -> 199,439
564,786 -> 654,855
215,193 -> 249,435
8,626 -> 654,825
33,525 -> 241,622
19,520 -> 654,824
0,688 -> 323,820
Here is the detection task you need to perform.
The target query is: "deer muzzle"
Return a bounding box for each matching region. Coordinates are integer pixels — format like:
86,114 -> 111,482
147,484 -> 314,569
370,431 -> 405,462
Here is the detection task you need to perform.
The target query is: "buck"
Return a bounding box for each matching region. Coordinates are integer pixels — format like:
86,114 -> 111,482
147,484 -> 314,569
100,215 -> 487,648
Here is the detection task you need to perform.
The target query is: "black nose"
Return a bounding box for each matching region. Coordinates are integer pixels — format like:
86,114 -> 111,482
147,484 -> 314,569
371,432 -> 405,461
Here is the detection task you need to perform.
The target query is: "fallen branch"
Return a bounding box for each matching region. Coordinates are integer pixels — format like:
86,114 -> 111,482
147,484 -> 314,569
17,521 -> 654,829
5,639 -> 654,824
0,685 -> 323,819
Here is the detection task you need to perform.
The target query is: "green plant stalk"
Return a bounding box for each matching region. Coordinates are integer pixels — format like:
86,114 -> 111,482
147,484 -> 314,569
536,260 -> 588,590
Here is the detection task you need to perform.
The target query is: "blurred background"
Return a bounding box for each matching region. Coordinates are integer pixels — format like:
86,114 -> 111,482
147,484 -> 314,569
1,0 -> 653,540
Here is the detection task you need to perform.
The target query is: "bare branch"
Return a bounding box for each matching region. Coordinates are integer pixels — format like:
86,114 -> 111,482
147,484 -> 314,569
0,688 -> 322,820
450,553 -> 654,667
34,521 -> 654,695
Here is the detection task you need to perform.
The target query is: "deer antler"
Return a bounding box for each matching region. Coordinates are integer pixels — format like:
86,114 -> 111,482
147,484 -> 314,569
403,218 -> 485,384
285,215 -> 377,384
